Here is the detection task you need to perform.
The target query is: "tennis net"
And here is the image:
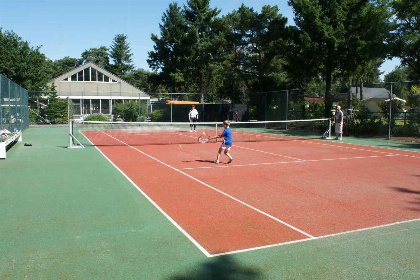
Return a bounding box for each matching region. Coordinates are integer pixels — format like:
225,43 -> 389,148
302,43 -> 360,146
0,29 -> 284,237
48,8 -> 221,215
69,118 -> 331,147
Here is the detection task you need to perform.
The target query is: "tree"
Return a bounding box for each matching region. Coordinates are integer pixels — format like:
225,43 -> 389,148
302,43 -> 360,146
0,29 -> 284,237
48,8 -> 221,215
392,0 -> 420,77
81,46 -> 110,70
52,56 -> 82,78
384,66 -> 411,99
288,0 -> 393,116
148,2 -> 189,92
109,34 -> 134,76
183,0 -> 221,101
123,69 -> 155,92
42,92 -> 69,124
224,5 -> 291,93
0,29 -> 54,97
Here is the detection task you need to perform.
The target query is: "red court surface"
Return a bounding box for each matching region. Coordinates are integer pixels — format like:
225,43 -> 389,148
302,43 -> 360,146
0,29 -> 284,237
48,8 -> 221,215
82,130 -> 420,256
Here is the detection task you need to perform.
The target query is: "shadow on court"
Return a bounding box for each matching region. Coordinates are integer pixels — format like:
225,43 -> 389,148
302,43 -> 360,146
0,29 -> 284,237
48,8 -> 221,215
390,187 -> 420,212
170,255 -> 261,280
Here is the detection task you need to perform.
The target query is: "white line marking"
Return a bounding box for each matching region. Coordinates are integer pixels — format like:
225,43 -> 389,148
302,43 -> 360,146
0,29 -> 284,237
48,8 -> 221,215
209,217 -> 420,257
234,145 -> 305,161
99,131 -> 314,241
82,131 -> 212,257
288,137 -> 420,159
181,154 -> 399,170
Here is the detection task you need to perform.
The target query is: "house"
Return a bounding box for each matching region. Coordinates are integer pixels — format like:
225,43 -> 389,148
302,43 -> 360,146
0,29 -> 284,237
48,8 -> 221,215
334,87 -> 393,116
53,62 -> 150,118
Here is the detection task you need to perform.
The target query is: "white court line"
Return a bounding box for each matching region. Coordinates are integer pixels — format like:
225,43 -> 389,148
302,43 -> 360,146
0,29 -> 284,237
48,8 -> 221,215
289,137 -> 420,159
234,145 -> 305,161
210,217 -> 420,257
98,131 -> 314,241
83,130 -> 419,258
81,131 -> 212,257
181,154 -> 399,170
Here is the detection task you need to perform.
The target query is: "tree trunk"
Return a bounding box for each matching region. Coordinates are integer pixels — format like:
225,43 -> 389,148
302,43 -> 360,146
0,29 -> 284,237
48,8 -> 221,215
348,79 -> 352,110
324,66 -> 333,117
199,73 -> 204,103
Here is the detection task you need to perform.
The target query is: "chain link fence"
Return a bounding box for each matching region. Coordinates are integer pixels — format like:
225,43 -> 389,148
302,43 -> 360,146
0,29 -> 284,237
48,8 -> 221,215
0,74 -> 29,132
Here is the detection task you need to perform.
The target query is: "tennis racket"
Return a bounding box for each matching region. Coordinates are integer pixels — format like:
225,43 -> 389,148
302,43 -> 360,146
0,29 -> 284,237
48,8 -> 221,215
198,134 -> 211,143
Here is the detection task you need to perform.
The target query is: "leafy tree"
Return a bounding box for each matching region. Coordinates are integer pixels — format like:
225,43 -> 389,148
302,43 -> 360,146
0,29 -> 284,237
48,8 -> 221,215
392,0 -> 420,77
81,46 -> 110,69
123,69 -> 155,91
288,0 -> 393,116
0,29 -> 54,97
112,101 -> 146,122
378,99 -> 404,126
52,56 -> 82,78
109,34 -> 134,76
384,66 -> 411,99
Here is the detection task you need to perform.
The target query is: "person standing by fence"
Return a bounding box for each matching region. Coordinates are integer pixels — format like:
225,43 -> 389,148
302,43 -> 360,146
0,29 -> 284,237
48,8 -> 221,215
188,105 -> 199,132
334,105 -> 344,140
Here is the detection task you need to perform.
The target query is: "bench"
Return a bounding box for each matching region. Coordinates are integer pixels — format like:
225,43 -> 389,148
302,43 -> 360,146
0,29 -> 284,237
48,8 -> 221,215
0,131 -> 22,159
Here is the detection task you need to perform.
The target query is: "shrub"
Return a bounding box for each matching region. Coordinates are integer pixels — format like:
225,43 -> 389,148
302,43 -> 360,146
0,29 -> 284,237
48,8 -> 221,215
150,109 -> 165,121
84,114 -> 109,121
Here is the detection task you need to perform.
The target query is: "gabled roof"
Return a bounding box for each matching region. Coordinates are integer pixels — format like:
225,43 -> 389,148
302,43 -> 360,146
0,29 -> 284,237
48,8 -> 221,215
54,62 -> 149,97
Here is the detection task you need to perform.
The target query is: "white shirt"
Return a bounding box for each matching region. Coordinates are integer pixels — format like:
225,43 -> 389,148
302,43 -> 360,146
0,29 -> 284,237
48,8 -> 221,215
189,109 -> 198,119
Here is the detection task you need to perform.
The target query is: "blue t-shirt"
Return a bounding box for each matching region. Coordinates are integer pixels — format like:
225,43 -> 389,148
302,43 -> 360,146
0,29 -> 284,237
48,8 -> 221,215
222,128 -> 232,146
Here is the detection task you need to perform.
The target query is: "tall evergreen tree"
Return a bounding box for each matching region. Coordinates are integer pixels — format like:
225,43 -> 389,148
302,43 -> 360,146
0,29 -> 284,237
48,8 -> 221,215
183,0 -> 221,101
148,3 -> 188,92
224,5 -> 291,92
109,34 -> 134,76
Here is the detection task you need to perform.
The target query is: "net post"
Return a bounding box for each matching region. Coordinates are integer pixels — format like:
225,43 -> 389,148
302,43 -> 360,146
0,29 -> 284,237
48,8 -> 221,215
328,118 -> 332,139
68,119 -> 84,148
69,119 -> 73,148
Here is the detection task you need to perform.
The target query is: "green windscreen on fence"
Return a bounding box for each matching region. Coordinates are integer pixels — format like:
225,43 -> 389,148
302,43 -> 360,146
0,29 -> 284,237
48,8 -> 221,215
0,74 -> 29,132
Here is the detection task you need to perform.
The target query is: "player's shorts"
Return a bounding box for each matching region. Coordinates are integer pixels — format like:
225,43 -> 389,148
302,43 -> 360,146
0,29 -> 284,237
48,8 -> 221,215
221,143 -> 232,151
335,123 -> 343,134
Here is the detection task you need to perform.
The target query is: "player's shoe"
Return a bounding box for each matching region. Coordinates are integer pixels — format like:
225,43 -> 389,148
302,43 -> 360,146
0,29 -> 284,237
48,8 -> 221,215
227,158 -> 233,164
214,160 -> 219,164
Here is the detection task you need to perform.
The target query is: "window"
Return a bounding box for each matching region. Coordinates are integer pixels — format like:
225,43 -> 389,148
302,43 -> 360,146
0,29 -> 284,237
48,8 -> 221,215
97,72 -> 103,82
77,71 -> 83,81
83,99 -> 90,115
84,68 -> 90,81
71,74 -> 77,81
104,75 -> 109,82
71,99 -> 81,115
91,69 -> 97,81
92,99 -> 100,114
101,99 -> 110,114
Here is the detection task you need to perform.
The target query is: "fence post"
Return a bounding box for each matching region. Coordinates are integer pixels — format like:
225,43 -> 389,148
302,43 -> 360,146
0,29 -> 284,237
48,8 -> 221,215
388,84 -> 392,140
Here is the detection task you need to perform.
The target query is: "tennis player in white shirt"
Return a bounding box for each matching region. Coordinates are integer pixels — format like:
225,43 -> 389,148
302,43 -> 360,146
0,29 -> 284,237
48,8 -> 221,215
188,105 -> 199,132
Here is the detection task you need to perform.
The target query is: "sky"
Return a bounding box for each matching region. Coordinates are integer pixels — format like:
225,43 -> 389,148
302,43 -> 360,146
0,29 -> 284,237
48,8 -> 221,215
1,0 -> 399,79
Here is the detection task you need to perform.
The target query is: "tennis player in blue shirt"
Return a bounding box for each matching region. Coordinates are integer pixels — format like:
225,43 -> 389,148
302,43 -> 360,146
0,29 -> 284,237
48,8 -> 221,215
212,120 -> 233,164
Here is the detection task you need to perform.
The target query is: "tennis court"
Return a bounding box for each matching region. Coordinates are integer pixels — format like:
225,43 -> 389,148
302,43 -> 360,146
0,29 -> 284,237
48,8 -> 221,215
77,121 -> 420,256
1,124 -> 419,279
